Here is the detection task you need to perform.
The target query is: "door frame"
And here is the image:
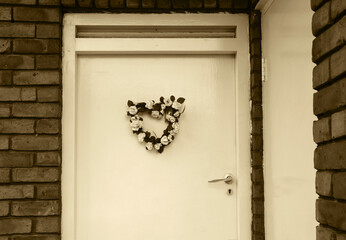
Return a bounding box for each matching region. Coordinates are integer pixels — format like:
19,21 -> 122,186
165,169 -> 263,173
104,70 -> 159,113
62,13 -> 251,240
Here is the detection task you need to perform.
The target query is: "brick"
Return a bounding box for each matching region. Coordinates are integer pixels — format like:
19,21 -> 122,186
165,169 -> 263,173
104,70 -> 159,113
333,172 -> 346,200
13,167 -> 59,182
14,39 -> 60,54
0,105 -> 10,117
312,2 -> 331,36
0,185 -> 34,200
332,109 -> 346,139
313,78 -> 346,115
252,200 -> 264,215
219,0 -> 232,8
0,152 -> 34,167
311,0 -> 328,11
0,201 -> 9,216
21,88 -> 36,101
251,73 -> 261,88
37,87 -> 61,102
251,57 -> 261,72
313,117 -> 331,143
36,24 -> 60,39
35,217 -> 60,233
0,168 -> 10,183
12,236 -> 60,240
0,136 -> 9,149
0,219 -> 31,234
0,40 -> 10,54
0,23 -> 35,38
0,7 -> 11,21
251,151 -> 262,167
36,184 -> 60,199
0,0 -> 35,4
233,0 -> 248,8
0,87 -> 21,101
126,0 -> 139,8
39,0 -> 60,5
251,104 -> 262,119
250,24 -> 261,40
14,71 -> 60,85
317,225 -> 336,240
312,16 -> 346,63
313,57 -> 330,89
110,0 -> 124,8
315,140 -> 346,170
252,184 -> 264,198
0,71 -> 12,85
252,120 -> 263,134
251,86 -> 262,103
0,55 -> 34,70
14,7 -> 60,22
316,199 -> 346,231
204,0 -> 216,8
36,152 -> 60,166
78,0 -> 93,6
157,0 -> 170,8
12,103 -> 61,117
251,39 -> 261,56
251,168 -> 263,183
253,216 -> 264,233
142,0 -> 154,8
36,119 -> 59,134
331,0 -> 346,20
188,0 -> 202,8
0,119 -> 35,134
330,45 -> 346,80
251,135 -> 263,151
11,136 -> 60,150
316,171 -> 332,196
95,0 -> 109,7
61,0 -> 75,6
172,0 -> 188,8
337,233 -> 346,240
36,56 -> 60,70
12,200 -> 60,216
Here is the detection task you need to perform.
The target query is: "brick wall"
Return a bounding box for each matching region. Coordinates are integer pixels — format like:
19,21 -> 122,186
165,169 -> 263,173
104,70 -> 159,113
312,0 -> 346,239
0,0 -> 266,239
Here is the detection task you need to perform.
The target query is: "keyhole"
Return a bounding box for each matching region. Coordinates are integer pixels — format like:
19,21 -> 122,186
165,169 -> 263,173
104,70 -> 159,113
227,189 -> 232,195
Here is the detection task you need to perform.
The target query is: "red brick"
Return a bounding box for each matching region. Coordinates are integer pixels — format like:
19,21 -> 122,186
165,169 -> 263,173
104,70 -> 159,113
332,109 -> 346,139
21,88 -> 36,101
0,71 -> 12,85
0,23 -> 35,38
313,117 -> 331,143
35,217 -> 60,233
61,0 -> 76,6
337,232 -> 346,240
14,39 -> 60,54
251,73 -> 261,88
251,104 -> 262,119
78,0 -> 93,7
95,0 -> 108,7
157,0 -> 171,8
0,40 -> 10,54
311,0 -> 328,11
0,87 -> 21,101
315,141 -> 346,170
331,0 -> 346,20
0,105 -> 10,117
188,0 -> 202,8
204,0 -> 216,8
37,87 -> 61,102
12,103 -> 61,117
36,184 -> 60,199
330,45 -> 346,80
333,172 -> 346,200
0,185 -> 34,200
36,119 -> 59,134
253,216 -> 264,233
11,136 -> 60,150
0,169 -> 10,183
14,71 -> 60,85
0,201 -> 9,216
316,171 -> 333,196
313,78 -> 346,115
313,57 -> 330,89
36,152 -> 60,166
251,135 -> 263,151
0,136 -> 9,150
316,199 -> 346,231
0,55 -> 34,70
36,56 -> 60,70
13,7 -> 60,22
110,0 -> 124,7
0,119 -> 35,134
252,184 -> 264,198
12,200 -> 60,216
252,200 -> 264,215
312,16 -> 346,63
219,0 -> 232,8
13,168 -> 59,182
0,152 -> 34,167
312,2 -> 331,36
250,24 -> 261,40
142,0 -> 154,8
251,168 -> 263,183
172,0 -> 188,8
252,120 -> 263,134
36,24 -> 61,39
317,225 -> 336,240
233,0 -> 248,9
12,236 -> 60,240
0,219 -> 32,234
0,0 -> 35,4
39,0 -> 60,5
251,39 -> 261,56
126,0 -> 139,8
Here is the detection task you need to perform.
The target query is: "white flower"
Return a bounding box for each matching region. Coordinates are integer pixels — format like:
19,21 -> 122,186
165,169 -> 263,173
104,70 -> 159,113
160,136 -> 169,145
145,100 -> 154,109
169,130 -> 175,136
146,142 -> 153,151
166,114 -> 175,123
161,104 -> 166,110
173,111 -> 180,118
172,101 -> 182,110
138,132 -> 146,142
172,122 -> 180,133
154,143 -> 162,150
151,111 -> 161,119
128,106 -> 138,115
130,117 -> 143,131
164,98 -> 172,106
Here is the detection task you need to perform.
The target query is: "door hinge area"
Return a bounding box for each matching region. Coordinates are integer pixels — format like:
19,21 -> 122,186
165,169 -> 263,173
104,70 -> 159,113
262,58 -> 267,82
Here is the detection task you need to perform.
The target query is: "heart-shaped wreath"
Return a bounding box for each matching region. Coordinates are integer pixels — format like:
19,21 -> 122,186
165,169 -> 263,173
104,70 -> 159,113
127,96 -> 185,153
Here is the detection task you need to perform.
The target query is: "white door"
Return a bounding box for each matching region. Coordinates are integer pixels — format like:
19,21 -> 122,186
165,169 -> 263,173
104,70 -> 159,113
62,14 -> 251,240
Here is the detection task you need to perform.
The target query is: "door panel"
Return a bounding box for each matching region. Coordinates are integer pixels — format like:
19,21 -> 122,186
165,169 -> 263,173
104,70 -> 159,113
76,54 -> 237,239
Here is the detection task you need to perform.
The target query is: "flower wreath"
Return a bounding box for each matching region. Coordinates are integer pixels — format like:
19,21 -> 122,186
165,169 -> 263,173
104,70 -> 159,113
127,96 -> 185,153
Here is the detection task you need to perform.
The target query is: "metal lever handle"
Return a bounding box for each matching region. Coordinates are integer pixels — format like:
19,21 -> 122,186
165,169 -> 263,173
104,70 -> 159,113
208,174 -> 233,185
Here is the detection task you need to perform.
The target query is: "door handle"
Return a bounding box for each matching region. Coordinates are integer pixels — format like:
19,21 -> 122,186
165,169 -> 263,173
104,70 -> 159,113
208,173 -> 233,185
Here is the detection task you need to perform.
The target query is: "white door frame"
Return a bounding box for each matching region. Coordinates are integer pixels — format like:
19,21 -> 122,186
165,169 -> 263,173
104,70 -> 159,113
62,13 -> 251,240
